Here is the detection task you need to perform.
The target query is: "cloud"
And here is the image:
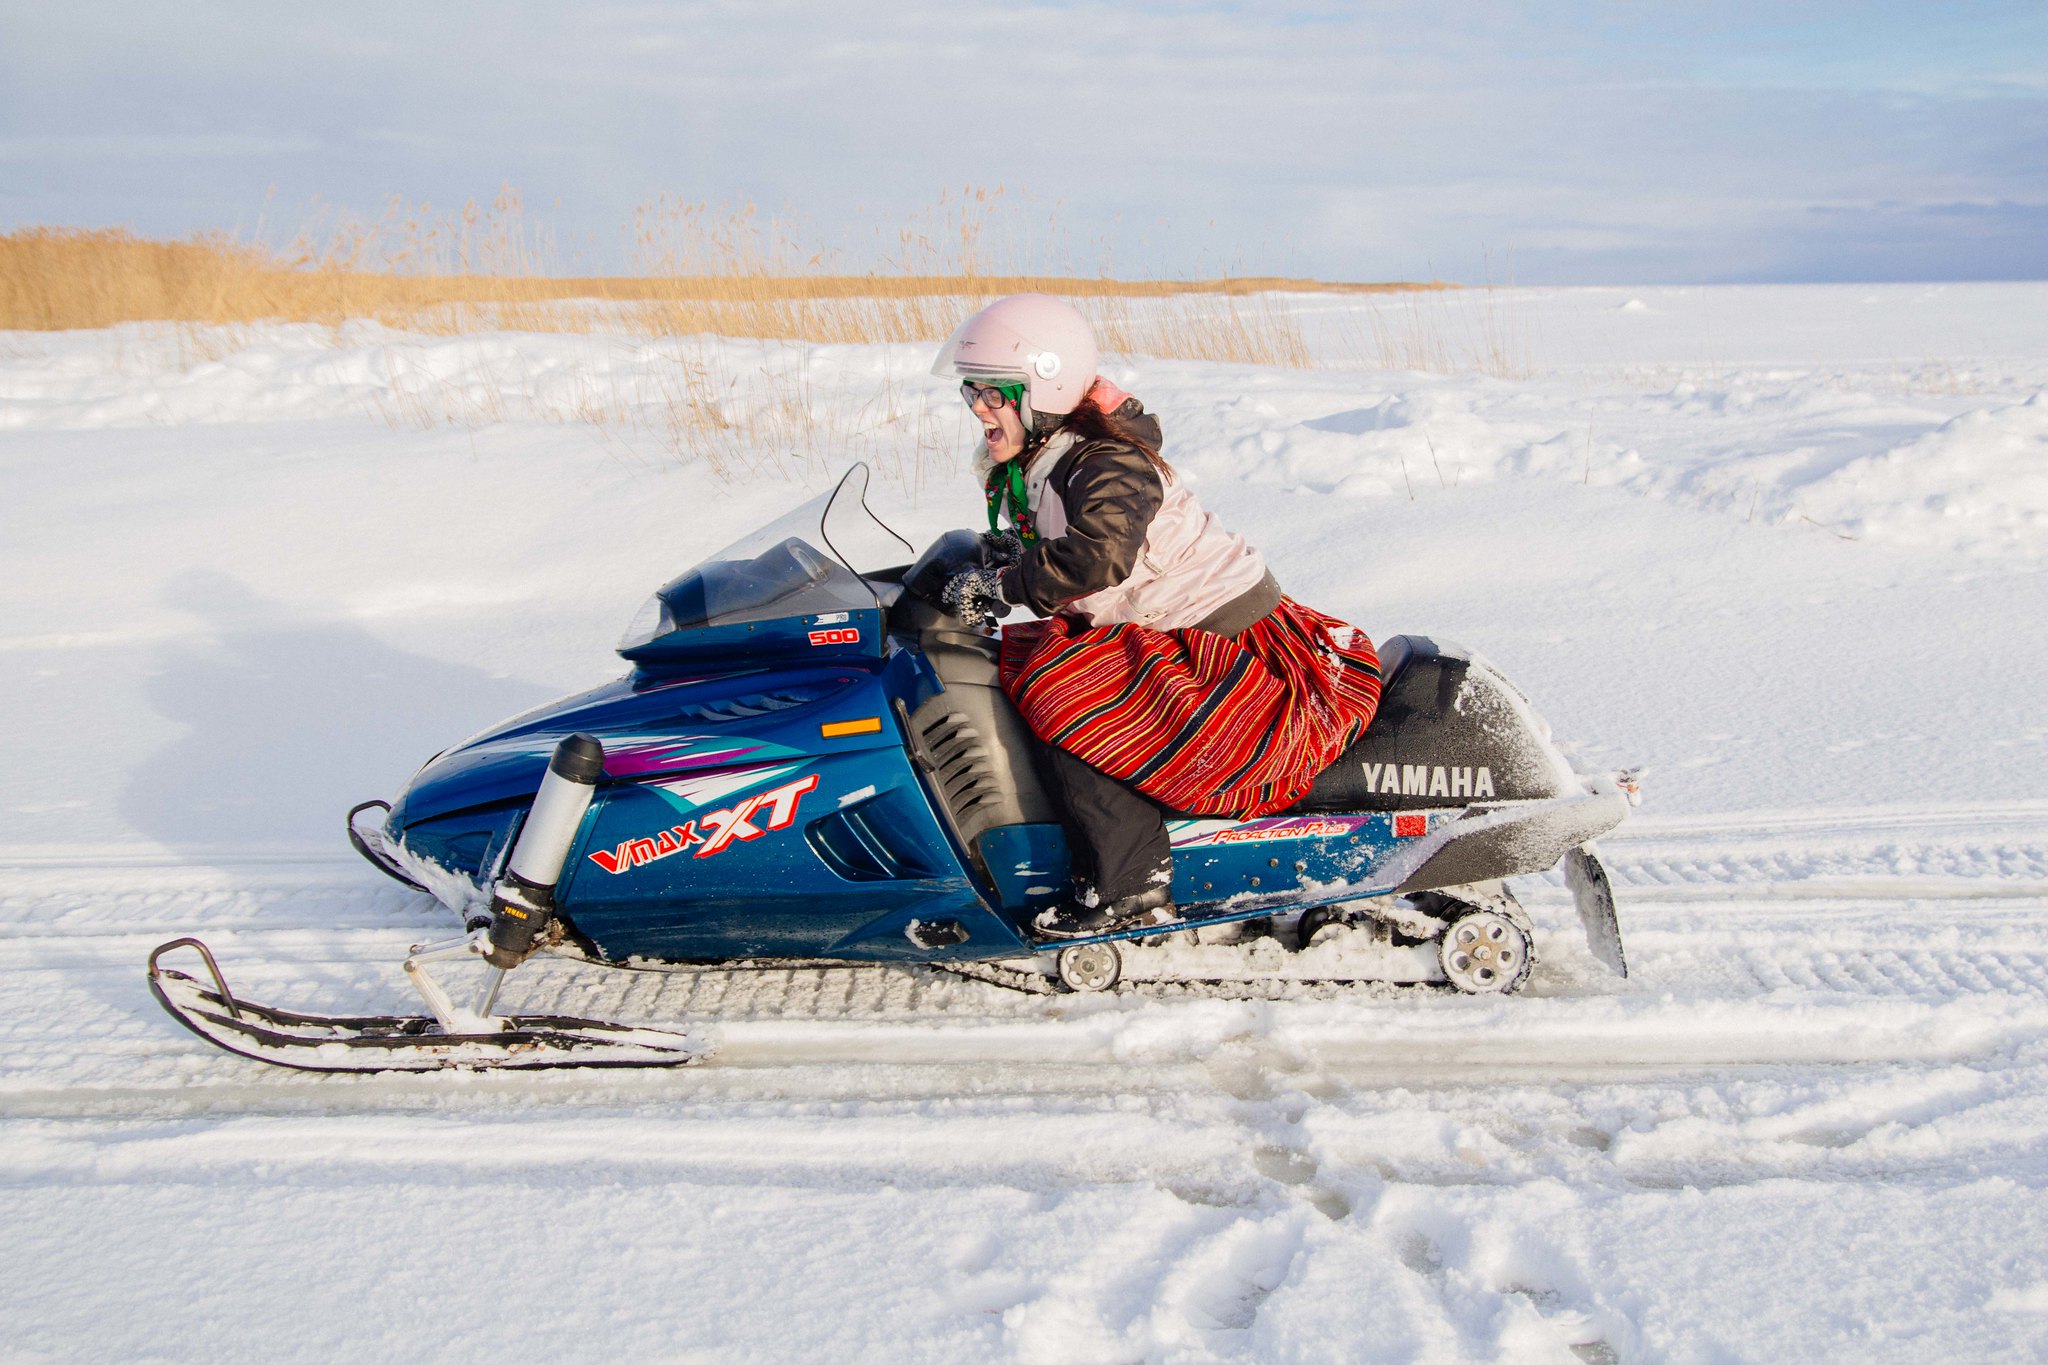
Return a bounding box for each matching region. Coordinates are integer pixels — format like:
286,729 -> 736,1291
0,134 -> 322,162
2,0 -> 2043,283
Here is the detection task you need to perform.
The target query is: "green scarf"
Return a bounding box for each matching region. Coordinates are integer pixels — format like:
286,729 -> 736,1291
983,460 -> 1039,545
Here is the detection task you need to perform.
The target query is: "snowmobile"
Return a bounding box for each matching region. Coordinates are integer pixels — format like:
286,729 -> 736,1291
149,464 -> 1639,1072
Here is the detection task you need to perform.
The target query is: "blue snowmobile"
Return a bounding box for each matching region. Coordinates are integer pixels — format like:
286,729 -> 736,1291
149,465 -> 1638,1072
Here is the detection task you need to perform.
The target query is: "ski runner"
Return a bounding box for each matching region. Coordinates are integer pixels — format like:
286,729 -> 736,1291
931,294 -> 1385,939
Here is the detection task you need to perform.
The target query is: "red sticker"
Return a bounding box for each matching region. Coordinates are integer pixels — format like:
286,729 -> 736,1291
1393,814 -> 1428,838
808,628 -> 860,646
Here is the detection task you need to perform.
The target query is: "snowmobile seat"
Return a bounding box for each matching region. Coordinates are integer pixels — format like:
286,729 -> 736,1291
1285,634 -> 1574,813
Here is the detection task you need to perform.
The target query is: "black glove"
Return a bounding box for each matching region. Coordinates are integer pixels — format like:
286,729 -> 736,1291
941,565 -> 1012,629
980,529 -> 1025,568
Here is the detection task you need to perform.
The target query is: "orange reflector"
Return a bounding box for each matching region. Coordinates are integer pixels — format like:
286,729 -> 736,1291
820,717 -> 883,738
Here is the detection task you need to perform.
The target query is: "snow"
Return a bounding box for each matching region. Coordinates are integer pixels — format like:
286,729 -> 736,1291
4,283 -> 2048,1361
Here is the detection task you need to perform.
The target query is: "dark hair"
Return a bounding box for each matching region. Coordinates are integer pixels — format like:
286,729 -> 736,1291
1036,390 -> 1172,475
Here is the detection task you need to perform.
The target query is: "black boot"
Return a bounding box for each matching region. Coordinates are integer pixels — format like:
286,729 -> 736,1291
1032,884 -> 1177,940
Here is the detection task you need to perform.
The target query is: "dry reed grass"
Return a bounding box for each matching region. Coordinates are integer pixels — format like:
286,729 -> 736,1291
353,330 -> 952,489
0,186 -> 1445,364
0,224 -> 1437,354
1342,287 -> 1532,379
2,189 -> 1536,482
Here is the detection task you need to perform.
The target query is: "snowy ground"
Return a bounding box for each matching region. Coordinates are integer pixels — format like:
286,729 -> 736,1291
4,284 -> 2047,1361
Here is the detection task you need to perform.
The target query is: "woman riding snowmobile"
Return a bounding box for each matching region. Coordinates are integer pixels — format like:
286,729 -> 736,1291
930,294 -> 1386,940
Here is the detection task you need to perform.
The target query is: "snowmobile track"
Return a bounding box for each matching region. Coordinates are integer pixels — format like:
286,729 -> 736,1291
5,808 -> 2048,1071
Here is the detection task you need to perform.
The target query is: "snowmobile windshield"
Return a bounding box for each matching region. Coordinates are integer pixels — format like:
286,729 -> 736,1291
619,464 -> 912,651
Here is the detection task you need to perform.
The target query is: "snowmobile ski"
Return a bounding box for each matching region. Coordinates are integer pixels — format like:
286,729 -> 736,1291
147,938 -> 710,1073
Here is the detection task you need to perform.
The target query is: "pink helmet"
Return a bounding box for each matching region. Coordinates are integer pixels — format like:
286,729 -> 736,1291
932,293 -> 1099,419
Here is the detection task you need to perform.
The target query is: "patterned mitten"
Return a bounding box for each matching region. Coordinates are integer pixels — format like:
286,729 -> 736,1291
941,566 -> 1012,629
980,529 -> 1025,567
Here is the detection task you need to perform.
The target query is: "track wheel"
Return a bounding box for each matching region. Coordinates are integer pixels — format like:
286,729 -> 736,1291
1295,906 -> 1348,950
1439,910 -> 1533,995
1055,942 -> 1122,993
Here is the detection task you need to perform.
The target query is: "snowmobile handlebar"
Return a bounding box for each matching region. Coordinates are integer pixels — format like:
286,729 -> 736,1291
902,528 -> 993,610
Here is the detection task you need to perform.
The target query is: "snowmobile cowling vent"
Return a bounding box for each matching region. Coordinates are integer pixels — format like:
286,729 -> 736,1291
904,628 -> 1058,877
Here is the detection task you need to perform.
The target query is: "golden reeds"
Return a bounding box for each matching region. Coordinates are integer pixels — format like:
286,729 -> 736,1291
0,185 -> 1448,368
0,225 -> 1438,350
0,192 -> 1533,483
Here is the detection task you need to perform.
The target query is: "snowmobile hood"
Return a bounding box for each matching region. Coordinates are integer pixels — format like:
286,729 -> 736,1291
388,665 -> 876,831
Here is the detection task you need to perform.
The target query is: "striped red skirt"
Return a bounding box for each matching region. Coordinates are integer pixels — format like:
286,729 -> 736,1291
998,598 -> 1383,818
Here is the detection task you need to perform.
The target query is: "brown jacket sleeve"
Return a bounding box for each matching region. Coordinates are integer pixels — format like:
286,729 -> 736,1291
1001,443 -> 1164,615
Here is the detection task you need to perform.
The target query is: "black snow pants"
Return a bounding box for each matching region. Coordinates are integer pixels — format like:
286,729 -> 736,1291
1034,739 -> 1174,904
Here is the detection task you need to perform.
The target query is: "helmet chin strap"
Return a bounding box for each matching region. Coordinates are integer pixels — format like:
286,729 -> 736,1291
1022,410 -> 1060,458
1026,399 -> 1074,442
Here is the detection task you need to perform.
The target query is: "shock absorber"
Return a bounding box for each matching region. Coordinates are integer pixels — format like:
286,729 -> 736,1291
484,733 -> 605,969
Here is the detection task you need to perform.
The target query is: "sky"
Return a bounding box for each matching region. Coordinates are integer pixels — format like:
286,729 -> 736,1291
2,1 -> 2044,285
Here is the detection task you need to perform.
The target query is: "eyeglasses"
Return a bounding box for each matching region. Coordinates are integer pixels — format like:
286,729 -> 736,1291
961,380 -> 1025,412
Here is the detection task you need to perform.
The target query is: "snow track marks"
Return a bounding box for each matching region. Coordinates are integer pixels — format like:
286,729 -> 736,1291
0,820 -> 2043,1362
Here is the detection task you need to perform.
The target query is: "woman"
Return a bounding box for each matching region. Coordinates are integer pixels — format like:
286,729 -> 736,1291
932,294 -> 1384,939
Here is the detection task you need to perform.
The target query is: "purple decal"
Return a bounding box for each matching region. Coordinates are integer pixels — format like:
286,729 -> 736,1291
603,739 -> 765,777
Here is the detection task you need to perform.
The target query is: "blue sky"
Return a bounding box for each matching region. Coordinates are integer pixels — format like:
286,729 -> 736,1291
2,1 -> 2043,284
